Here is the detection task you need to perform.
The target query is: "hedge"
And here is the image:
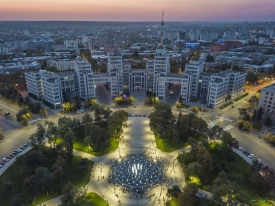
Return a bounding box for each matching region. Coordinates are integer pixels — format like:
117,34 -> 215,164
220,101 -> 233,109
234,92 -> 249,102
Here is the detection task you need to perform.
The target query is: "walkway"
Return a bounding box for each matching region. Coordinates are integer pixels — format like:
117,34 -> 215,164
42,117 -> 187,206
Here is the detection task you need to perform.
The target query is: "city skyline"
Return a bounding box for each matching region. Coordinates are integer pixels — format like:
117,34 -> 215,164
0,0 -> 275,21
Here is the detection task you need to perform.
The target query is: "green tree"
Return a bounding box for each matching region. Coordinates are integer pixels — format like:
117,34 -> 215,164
249,96 -> 259,110
62,102 -> 72,113
0,127 -> 4,139
35,167 -> 52,192
185,162 -> 203,179
221,131 -> 235,149
64,130 -> 76,160
60,182 -> 73,204
252,109 -> 257,121
167,185 -> 182,198
22,175 -> 39,198
192,106 -> 200,115
207,125 -> 223,147
82,113 -> 92,124
211,172 -> 247,206
149,102 -> 173,140
45,121 -> 60,149
257,106 -> 263,121
108,110 -> 128,140
178,184 -> 198,206
85,123 -> 108,151
251,159 -> 263,171
253,121 -> 263,130
243,121 -> 253,132
196,146 -> 213,172
264,115 -> 273,126
238,107 -> 248,119
40,107 -> 48,118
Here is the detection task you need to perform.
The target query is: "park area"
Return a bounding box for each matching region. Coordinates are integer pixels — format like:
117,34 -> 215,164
0,147 -> 94,205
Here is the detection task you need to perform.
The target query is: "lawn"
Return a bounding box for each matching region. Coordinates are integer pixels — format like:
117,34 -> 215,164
155,137 -> 182,152
156,134 -> 205,153
74,137 -> 118,156
86,192 -> 109,206
55,126 -> 119,156
169,197 -> 179,206
0,147 -> 93,206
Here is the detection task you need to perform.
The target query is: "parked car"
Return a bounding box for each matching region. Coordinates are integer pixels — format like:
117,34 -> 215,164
238,147 -> 243,151
3,158 -> 10,162
0,164 -> 2,168
76,110 -> 84,114
12,152 -> 17,156
0,162 -> 5,165
248,154 -> 254,158
16,148 -> 22,153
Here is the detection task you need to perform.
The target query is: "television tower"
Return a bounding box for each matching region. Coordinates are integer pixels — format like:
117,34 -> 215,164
160,8 -> 165,47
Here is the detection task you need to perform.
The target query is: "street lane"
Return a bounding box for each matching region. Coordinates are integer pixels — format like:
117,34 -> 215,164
96,83 -> 112,105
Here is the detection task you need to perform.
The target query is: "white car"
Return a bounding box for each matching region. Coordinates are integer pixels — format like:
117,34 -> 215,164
248,154 -> 254,158
76,110 -> 84,114
3,158 -> 9,162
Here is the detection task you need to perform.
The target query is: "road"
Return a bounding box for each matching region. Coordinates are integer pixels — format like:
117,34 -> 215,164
198,85 -> 275,169
166,83 -> 181,105
95,83 -> 112,105
1,80 -> 275,170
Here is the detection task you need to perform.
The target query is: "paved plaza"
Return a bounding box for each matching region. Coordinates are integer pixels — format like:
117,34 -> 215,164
43,117 -> 186,206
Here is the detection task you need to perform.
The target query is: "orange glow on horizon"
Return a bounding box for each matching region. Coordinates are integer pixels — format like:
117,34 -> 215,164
0,0 -> 274,21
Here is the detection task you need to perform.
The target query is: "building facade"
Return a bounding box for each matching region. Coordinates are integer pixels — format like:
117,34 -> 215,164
25,47 -> 246,108
258,84 -> 275,114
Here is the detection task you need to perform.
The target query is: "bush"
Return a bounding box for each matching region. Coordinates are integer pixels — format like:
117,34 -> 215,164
220,101 -> 233,109
234,92 -> 249,102
43,100 -> 55,109
253,121 -> 263,130
28,92 -> 39,100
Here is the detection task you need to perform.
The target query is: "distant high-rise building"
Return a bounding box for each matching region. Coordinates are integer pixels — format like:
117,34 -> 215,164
178,32 -> 186,40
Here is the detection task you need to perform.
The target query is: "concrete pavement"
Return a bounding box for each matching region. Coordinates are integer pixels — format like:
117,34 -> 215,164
41,117 -> 187,206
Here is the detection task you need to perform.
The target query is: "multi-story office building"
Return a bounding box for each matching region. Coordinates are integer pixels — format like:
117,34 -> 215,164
55,60 -> 75,71
73,58 -> 92,98
25,70 -> 45,100
41,73 -> 63,108
258,84 -> 275,114
25,47 -> 246,108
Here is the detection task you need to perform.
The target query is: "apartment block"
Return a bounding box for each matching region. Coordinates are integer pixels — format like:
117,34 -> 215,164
25,47 -> 246,108
258,84 -> 275,114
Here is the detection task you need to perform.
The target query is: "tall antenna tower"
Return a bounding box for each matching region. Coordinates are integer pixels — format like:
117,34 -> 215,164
160,8 -> 165,47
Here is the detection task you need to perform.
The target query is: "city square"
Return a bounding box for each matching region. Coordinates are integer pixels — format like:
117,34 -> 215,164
0,2 -> 275,205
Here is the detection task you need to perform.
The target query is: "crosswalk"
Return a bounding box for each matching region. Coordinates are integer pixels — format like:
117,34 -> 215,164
223,125 -> 233,131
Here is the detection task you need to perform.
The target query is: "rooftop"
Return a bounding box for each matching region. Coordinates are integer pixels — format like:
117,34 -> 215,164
262,83 -> 275,91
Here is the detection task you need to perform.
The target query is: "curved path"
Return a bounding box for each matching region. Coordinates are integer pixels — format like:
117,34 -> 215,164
43,117 -> 186,206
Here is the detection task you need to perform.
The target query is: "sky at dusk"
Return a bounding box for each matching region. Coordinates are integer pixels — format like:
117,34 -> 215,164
0,0 -> 275,21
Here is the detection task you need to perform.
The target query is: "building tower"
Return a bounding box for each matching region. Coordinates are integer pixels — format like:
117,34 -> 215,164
160,8 -> 165,48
